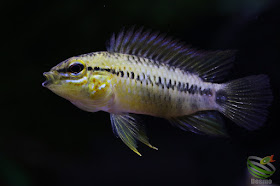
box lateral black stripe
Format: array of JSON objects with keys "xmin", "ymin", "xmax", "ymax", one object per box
[{"xmin": 87, "ymin": 66, "xmax": 212, "ymax": 96}]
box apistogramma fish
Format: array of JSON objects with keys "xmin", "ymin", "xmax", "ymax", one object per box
[{"xmin": 42, "ymin": 27, "xmax": 272, "ymax": 156}]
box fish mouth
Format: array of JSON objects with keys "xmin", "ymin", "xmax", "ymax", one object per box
[{"xmin": 42, "ymin": 72, "xmax": 56, "ymax": 87}]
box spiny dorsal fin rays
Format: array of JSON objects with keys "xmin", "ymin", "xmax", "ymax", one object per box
[
  {"xmin": 106, "ymin": 27, "xmax": 236, "ymax": 83},
  {"xmin": 115, "ymin": 28, "xmax": 125, "ymax": 52},
  {"xmin": 120, "ymin": 26, "xmax": 135, "ymax": 54},
  {"xmin": 137, "ymin": 31, "xmax": 161, "ymax": 57},
  {"xmin": 132, "ymin": 29, "xmax": 152, "ymax": 56},
  {"xmin": 108, "ymin": 33, "xmax": 115, "ymax": 52},
  {"xmin": 127, "ymin": 27, "xmax": 144, "ymax": 54},
  {"xmin": 110, "ymin": 113, "xmax": 157, "ymax": 156}
]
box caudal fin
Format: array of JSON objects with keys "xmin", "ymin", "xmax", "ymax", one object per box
[{"xmin": 216, "ymin": 75, "xmax": 273, "ymax": 130}]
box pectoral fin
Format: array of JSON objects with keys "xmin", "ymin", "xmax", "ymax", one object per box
[{"xmin": 110, "ymin": 113, "xmax": 157, "ymax": 156}]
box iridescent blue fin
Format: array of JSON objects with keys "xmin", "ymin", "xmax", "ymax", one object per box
[
  {"xmin": 106, "ymin": 27, "xmax": 236, "ymax": 82},
  {"xmin": 168, "ymin": 111, "xmax": 227, "ymax": 136},
  {"xmin": 110, "ymin": 113, "xmax": 158, "ymax": 156}
]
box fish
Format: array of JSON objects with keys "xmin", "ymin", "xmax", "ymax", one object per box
[
  {"xmin": 260, "ymin": 155, "xmax": 276, "ymax": 165},
  {"xmin": 42, "ymin": 27, "xmax": 273, "ymax": 156}
]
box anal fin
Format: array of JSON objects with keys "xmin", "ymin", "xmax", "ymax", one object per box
[
  {"xmin": 169, "ymin": 111, "xmax": 227, "ymax": 136},
  {"xmin": 110, "ymin": 113, "xmax": 157, "ymax": 156}
]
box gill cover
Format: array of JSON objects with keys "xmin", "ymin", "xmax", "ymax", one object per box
[{"xmin": 66, "ymin": 65, "xmax": 115, "ymax": 113}]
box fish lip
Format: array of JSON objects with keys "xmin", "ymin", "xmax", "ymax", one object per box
[{"xmin": 42, "ymin": 72, "xmax": 54, "ymax": 87}]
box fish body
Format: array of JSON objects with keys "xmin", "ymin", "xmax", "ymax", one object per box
[
  {"xmin": 260, "ymin": 155, "xmax": 276, "ymax": 165},
  {"xmin": 43, "ymin": 27, "xmax": 272, "ymax": 155}
]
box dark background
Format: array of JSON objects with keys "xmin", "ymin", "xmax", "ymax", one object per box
[{"xmin": 2, "ymin": 0, "xmax": 280, "ymax": 186}]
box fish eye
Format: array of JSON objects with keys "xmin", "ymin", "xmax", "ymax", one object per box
[{"xmin": 68, "ymin": 62, "xmax": 84, "ymax": 74}]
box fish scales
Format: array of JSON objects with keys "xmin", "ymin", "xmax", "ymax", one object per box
[
  {"xmin": 88, "ymin": 52, "xmax": 217, "ymax": 117},
  {"xmin": 43, "ymin": 27, "xmax": 272, "ymax": 155}
]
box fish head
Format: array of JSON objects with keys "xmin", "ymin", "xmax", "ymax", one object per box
[
  {"xmin": 42, "ymin": 56, "xmax": 114, "ymax": 112},
  {"xmin": 42, "ymin": 57, "xmax": 89, "ymax": 100}
]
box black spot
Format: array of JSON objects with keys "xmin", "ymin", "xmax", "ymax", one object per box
[
  {"xmin": 142, "ymin": 73, "xmax": 146, "ymax": 79},
  {"xmin": 188, "ymin": 85, "xmax": 193, "ymax": 94},
  {"xmin": 167, "ymin": 79, "xmax": 172, "ymax": 89},
  {"xmin": 146, "ymin": 75, "xmax": 152, "ymax": 85},
  {"xmin": 120, "ymin": 71, "xmax": 124, "ymax": 77},
  {"xmin": 204, "ymin": 89, "xmax": 212, "ymax": 96},
  {"xmin": 177, "ymin": 82, "xmax": 181, "ymax": 91},
  {"xmin": 201, "ymin": 89, "xmax": 207, "ymax": 95},
  {"xmin": 131, "ymin": 72, "xmax": 135, "ymax": 79},
  {"xmin": 187, "ymin": 84, "xmax": 199, "ymax": 94},
  {"xmin": 91, "ymin": 67, "xmax": 111, "ymax": 73},
  {"xmin": 185, "ymin": 83, "xmax": 189, "ymax": 92},
  {"xmin": 216, "ymin": 90, "xmax": 227, "ymax": 104},
  {"xmin": 87, "ymin": 67, "xmax": 93, "ymax": 71},
  {"xmin": 198, "ymin": 87, "xmax": 202, "ymax": 95},
  {"xmin": 163, "ymin": 78, "xmax": 167, "ymax": 88},
  {"xmin": 181, "ymin": 83, "xmax": 185, "ymax": 92},
  {"xmin": 171, "ymin": 80, "xmax": 175, "ymax": 90},
  {"xmin": 185, "ymin": 83, "xmax": 191, "ymax": 93},
  {"xmin": 193, "ymin": 85, "xmax": 197, "ymax": 94}
]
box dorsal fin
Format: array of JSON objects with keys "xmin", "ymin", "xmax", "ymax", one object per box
[{"xmin": 106, "ymin": 27, "xmax": 236, "ymax": 82}]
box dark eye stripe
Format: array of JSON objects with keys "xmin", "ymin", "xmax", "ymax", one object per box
[{"xmin": 57, "ymin": 68, "xmax": 67, "ymax": 73}]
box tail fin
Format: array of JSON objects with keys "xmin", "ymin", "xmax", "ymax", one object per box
[{"xmin": 216, "ymin": 75, "xmax": 273, "ymax": 130}]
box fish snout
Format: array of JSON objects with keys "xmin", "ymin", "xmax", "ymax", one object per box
[{"xmin": 42, "ymin": 72, "xmax": 57, "ymax": 87}]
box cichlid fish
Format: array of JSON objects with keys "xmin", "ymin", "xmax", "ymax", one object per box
[{"xmin": 42, "ymin": 27, "xmax": 272, "ymax": 156}]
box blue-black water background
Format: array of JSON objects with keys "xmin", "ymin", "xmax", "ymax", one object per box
[{"xmin": 1, "ymin": 0, "xmax": 280, "ymax": 185}]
